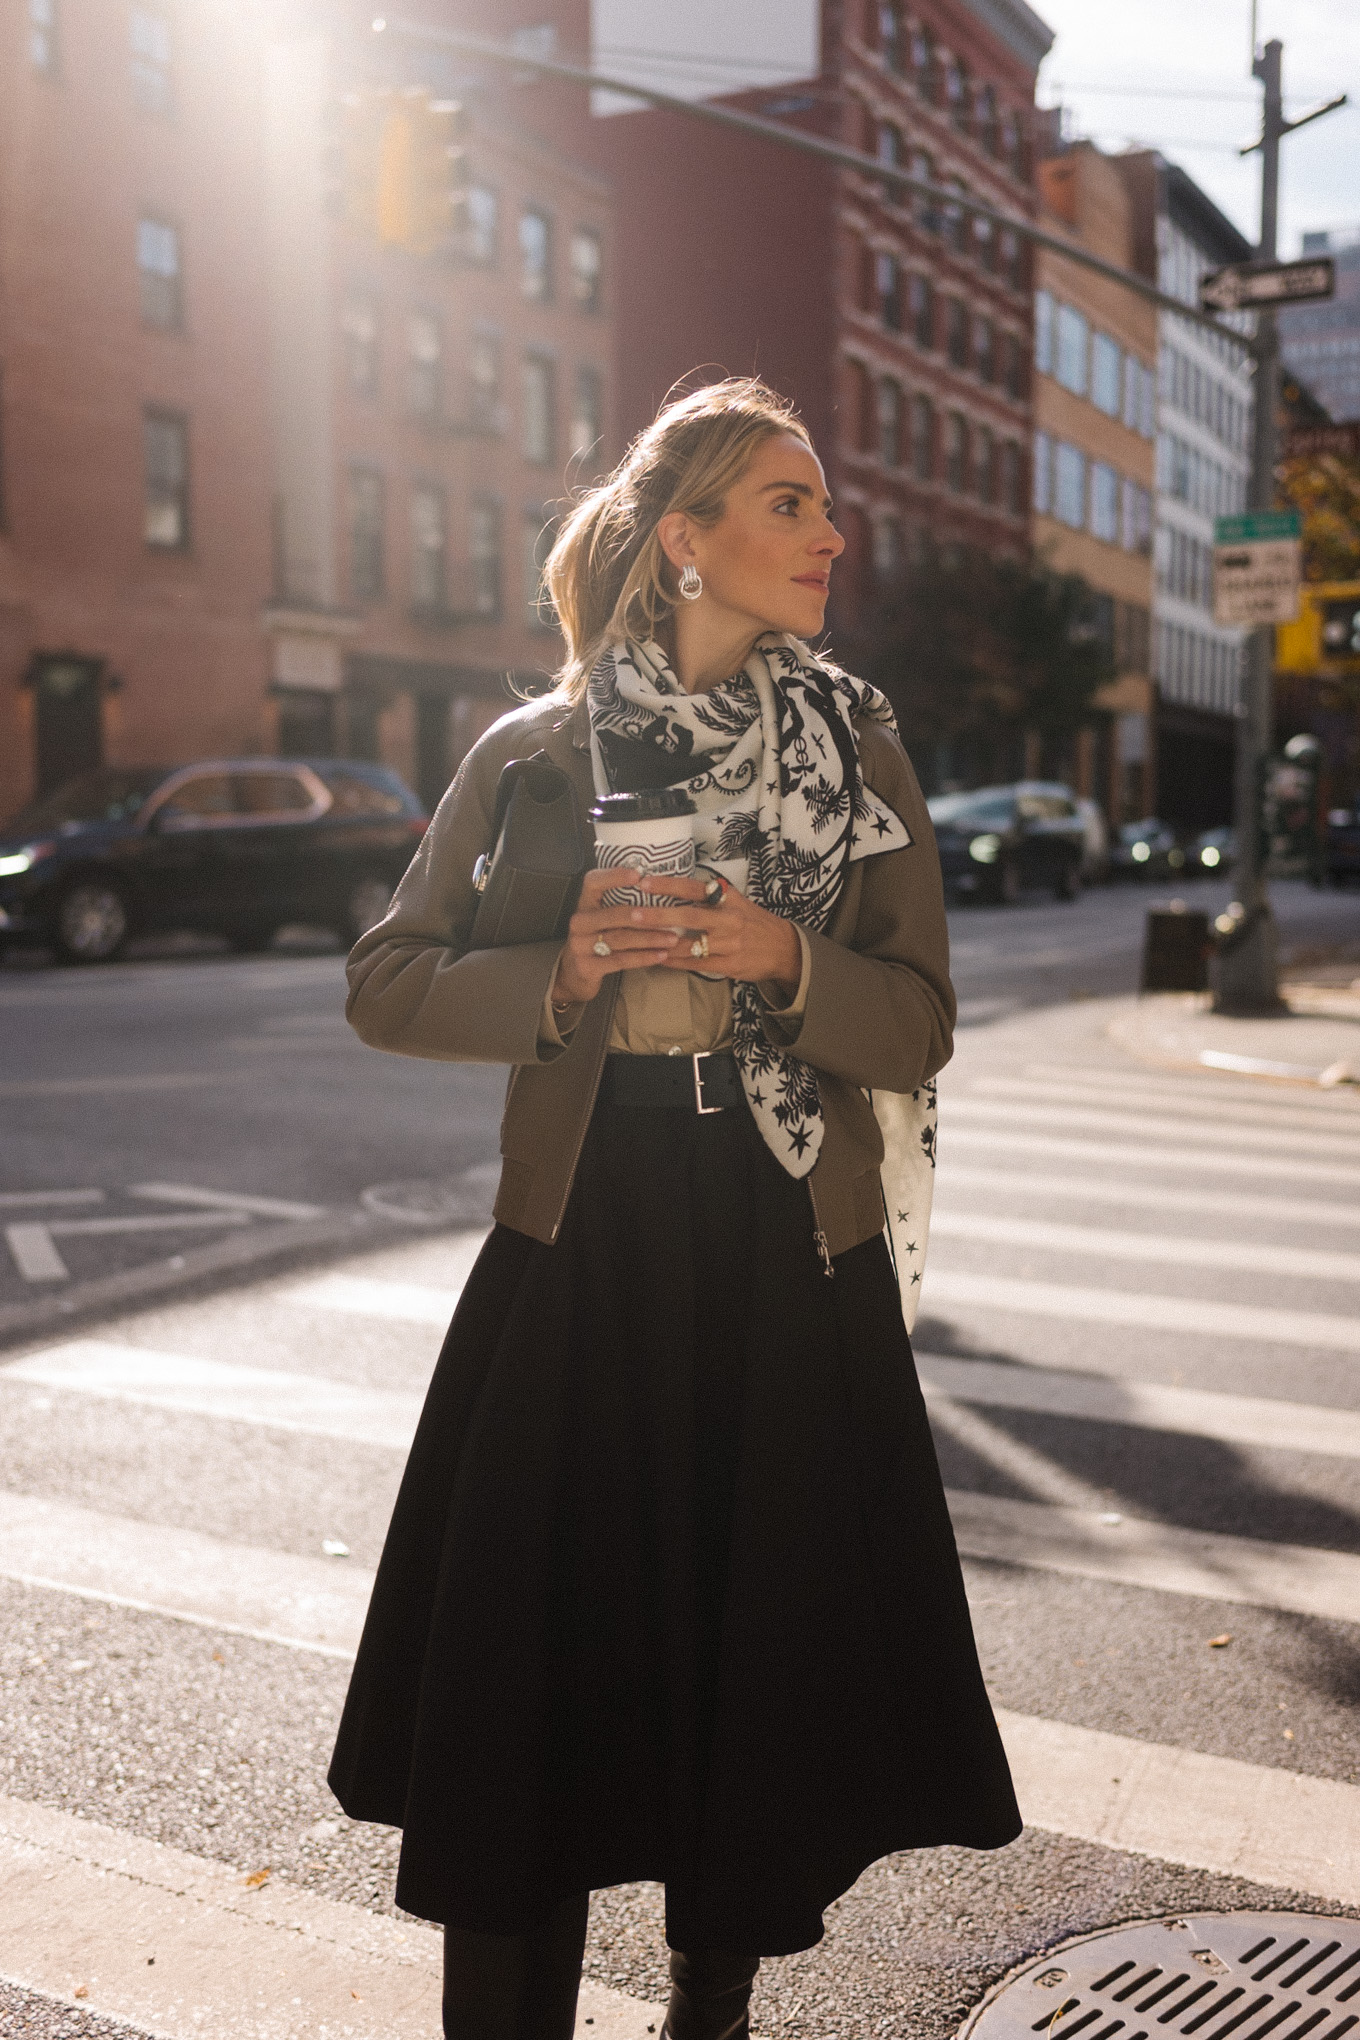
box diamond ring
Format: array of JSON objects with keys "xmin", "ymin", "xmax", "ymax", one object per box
[
  {"xmin": 593, "ymin": 937, "xmax": 612, "ymax": 957},
  {"xmin": 690, "ymin": 933, "xmax": 710, "ymax": 959}
]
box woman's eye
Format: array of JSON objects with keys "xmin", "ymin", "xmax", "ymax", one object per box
[{"xmin": 773, "ymin": 497, "xmax": 800, "ymax": 515}]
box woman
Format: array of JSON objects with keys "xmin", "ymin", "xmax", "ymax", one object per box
[{"xmin": 329, "ymin": 380, "xmax": 1020, "ymax": 2040}]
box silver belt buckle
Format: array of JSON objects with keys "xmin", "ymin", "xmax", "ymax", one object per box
[{"xmin": 693, "ymin": 1052, "xmax": 723, "ymax": 1115}]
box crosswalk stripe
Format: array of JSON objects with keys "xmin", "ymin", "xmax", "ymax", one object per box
[
  {"xmin": 943, "ymin": 1125, "xmax": 1360, "ymax": 1188},
  {"xmin": 950, "ymin": 1490, "xmax": 1360, "ymax": 1624},
  {"xmin": 935, "ymin": 1164, "xmax": 1360, "ymax": 1235},
  {"xmin": 947, "ymin": 1094, "xmax": 1360, "ymax": 1160},
  {"xmin": 917, "ymin": 1354, "xmax": 1360, "ymax": 1460},
  {"xmin": 4, "ymin": 1341, "xmax": 424, "ymax": 1448},
  {"xmin": 929, "ymin": 1209, "xmax": 1360, "ymax": 1282},
  {"xmin": 0, "ymin": 1793, "xmax": 660, "ymax": 2040},
  {"xmin": 980, "ymin": 1071, "xmax": 1360, "ymax": 1134},
  {"xmin": 284, "ymin": 1268, "xmax": 475, "ymax": 1324},
  {"xmin": 1022, "ymin": 1060, "xmax": 1360, "ymax": 1120},
  {"xmin": 0, "ymin": 1491, "xmax": 372, "ymax": 1656},
  {"xmin": 995, "ymin": 1711, "xmax": 1360, "ymax": 1908},
  {"xmin": 923, "ymin": 1267, "xmax": 1360, "ymax": 1353},
  {"xmin": 130, "ymin": 1182, "xmax": 329, "ymax": 1222}
]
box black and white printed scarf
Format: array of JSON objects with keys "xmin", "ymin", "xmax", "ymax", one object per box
[{"xmin": 587, "ymin": 633, "xmax": 912, "ymax": 1178}]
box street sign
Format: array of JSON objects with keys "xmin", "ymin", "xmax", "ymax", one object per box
[
  {"xmin": 1213, "ymin": 510, "xmax": 1302, "ymax": 627},
  {"xmin": 1199, "ymin": 256, "xmax": 1335, "ymax": 312}
]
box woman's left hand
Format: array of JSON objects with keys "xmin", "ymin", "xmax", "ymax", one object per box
[{"xmin": 622, "ymin": 878, "xmax": 802, "ymax": 994}]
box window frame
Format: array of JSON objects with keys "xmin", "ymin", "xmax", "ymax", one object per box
[
  {"xmin": 519, "ymin": 207, "xmax": 553, "ymax": 304},
  {"xmin": 348, "ymin": 464, "xmax": 386, "ymax": 605},
  {"xmin": 136, "ymin": 214, "xmax": 183, "ymax": 331},
  {"xmin": 409, "ymin": 480, "xmax": 449, "ymax": 612},
  {"xmin": 29, "ymin": 0, "xmax": 59, "ymax": 75},
  {"xmin": 569, "ymin": 226, "xmax": 603, "ymax": 313},
  {"xmin": 522, "ymin": 353, "xmax": 556, "ymax": 467},
  {"xmin": 129, "ymin": 3, "xmax": 173, "ymax": 116},
  {"xmin": 143, "ymin": 407, "xmax": 190, "ymax": 552}
]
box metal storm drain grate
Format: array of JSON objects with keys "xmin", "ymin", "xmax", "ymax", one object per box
[{"xmin": 961, "ymin": 1914, "xmax": 1360, "ymax": 2040}]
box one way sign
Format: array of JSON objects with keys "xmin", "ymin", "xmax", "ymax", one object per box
[{"xmin": 1200, "ymin": 257, "xmax": 1335, "ymax": 314}]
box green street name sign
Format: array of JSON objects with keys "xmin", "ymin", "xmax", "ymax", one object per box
[{"xmin": 1214, "ymin": 510, "xmax": 1302, "ymax": 544}]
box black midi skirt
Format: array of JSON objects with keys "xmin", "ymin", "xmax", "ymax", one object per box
[{"xmin": 328, "ymin": 1090, "xmax": 1021, "ymax": 1956}]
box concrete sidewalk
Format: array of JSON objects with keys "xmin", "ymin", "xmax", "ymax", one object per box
[{"xmin": 1109, "ymin": 983, "xmax": 1360, "ymax": 1087}]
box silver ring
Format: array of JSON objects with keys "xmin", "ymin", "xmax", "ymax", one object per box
[
  {"xmin": 593, "ymin": 937, "xmax": 612, "ymax": 957},
  {"xmin": 690, "ymin": 933, "xmax": 709, "ymax": 959}
]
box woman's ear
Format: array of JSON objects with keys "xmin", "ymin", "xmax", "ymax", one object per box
[{"xmin": 656, "ymin": 511, "xmax": 698, "ymax": 572}]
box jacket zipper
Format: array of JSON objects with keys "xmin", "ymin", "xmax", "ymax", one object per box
[
  {"xmin": 807, "ymin": 1179, "xmax": 834, "ymax": 1278},
  {"xmin": 547, "ymin": 977, "xmax": 620, "ymax": 1243}
]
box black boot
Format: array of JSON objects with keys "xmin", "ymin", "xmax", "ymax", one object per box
[
  {"xmin": 662, "ymin": 1948, "xmax": 761, "ymax": 2040},
  {"xmin": 442, "ymin": 1892, "xmax": 589, "ymax": 2040}
]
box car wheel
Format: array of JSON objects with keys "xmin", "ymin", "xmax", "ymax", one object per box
[
  {"xmin": 1054, "ymin": 859, "xmax": 1081, "ymax": 901},
  {"xmin": 345, "ymin": 875, "xmax": 394, "ymax": 941},
  {"xmin": 53, "ymin": 880, "xmax": 129, "ymax": 963}
]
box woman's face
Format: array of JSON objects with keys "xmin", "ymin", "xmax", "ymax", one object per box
[{"xmin": 677, "ymin": 432, "xmax": 846, "ymax": 641}]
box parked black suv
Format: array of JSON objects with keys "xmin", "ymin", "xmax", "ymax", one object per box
[
  {"xmin": 927, "ymin": 782, "xmax": 1086, "ymax": 903},
  {"xmin": 0, "ymin": 759, "xmax": 427, "ymax": 962}
]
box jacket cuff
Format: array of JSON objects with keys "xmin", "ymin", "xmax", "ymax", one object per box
[
  {"xmin": 757, "ymin": 925, "xmax": 811, "ymax": 1041},
  {"xmin": 539, "ymin": 952, "xmax": 585, "ymax": 1048}
]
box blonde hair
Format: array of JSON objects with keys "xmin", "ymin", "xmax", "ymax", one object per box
[{"xmin": 543, "ymin": 377, "xmax": 810, "ymax": 701}]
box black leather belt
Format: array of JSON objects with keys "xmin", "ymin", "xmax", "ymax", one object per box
[{"xmin": 598, "ymin": 1051, "xmax": 744, "ymax": 1115}]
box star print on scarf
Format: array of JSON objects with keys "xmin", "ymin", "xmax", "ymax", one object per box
[{"xmin": 588, "ymin": 633, "xmax": 912, "ymax": 1179}]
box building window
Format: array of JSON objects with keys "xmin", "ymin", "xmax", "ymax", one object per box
[
  {"xmin": 130, "ymin": 5, "xmax": 172, "ymax": 115},
  {"xmin": 1033, "ymin": 429, "xmax": 1052, "ymax": 513},
  {"xmin": 1054, "ymin": 440, "xmax": 1086, "ymax": 528},
  {"xmin": 341, "ymin": 293, "xmax": 379, "ymax": 398},
  {"xmin": 1003, "ymin": 332, "xmax": 1024, "ymax": 400},
  {"xmin": 1000, "ymin": 226, "xmax": 1023, "ymax": 289},
  {"xmin": 876, "ymin": 377, "xmax": 902, "ymax": 466},
  {"xmin": 1121, "ymin": 478, "xmax": 1152, "ymax": 554},
  {"xmin": 944, "ymin": 412, "xmax": 967, "ymax": 493},
  {"xmin": 946, "ymin": 297, "xmax": 968, "ymax": 369},
  {"xmin": 878, "ymin": 1, "xmax": 903, "ymax": 73},
  {"xmin": 910, "ymin": 151, "xmax": 937, "ymax": 233},
  {"xmin": 1001, "ymin": 109, "xmax": 1023, "ymax": 175},
  {"xmin": 975, "ymin": 425, "xmax": 995, "ymax": 503},
  {"xmin": 910, "ymin": 24, "xmax": 935, "ymax": 92},
  {"xmin": 876, "ymin": 122, "xmax": 903, "ymax": 170},
  {"xmin": 137, "ymin": 217, "xmax": 182, "ymax": 329},
  {"xmin": 571, "ymin": 364, "xmax": 604, "ymax": 464},
  {"xmin": 973, "ymin": 315, "xmax": 994, "ymax": 383},
  {"xmin": 143, "ymin": 410, "xmax": 188, "ymax": 549},
  {"xmin": 1001, "ymin": 439, "xmax": 1022, "ymax": 515},
  {"xmin": 524, "ymin": 514, "xmax": 553, "ymax": 628},
  {"xmin": 470, "ymin": 500, "xmax": 501, "ymax": 618},
  {"xmin": 519, "ymin": 209, "xmax": 552, "ymax": 302},
  {"xmin": 570, "ymin": 227, "xmax": 602, "ymax": 313},
  {"xmin": 1034, "ymin": 290, "xmax": 1054, "ymax": 375},
  {"xmin": 1138, "ymin": 361, "xmax": 1156, "ymax": 438},
  {"xmin": 973, "ymin": 212, "xmax": 995, "ymax": 273},
  {"xmin": 1092, "ymin": 332, "xmax": 1122, "ymax": 417},
  {"xmin": 941, "ymin": 179, "xmax": 967, "ymax": 253},
  {"xmin": 410, "ymin": 484, "xmax": 447, "ymax": 610},
  {"xmin": 910, "ymin": 393, "xmax": 934, "ymax": 480},
  {"xmin": 977, "ymin": 83, "xmax": 999, "ymax": 155},
  {"xmin": 944, "ymin": 58, "xmax": 966, "ymax": 127},
  {"xmin": 1124, "ymin": 352, "xmax": 1145, "ymax": 430},
  {"xmin": 349, "ymin": 467, "xmax": 385, "ymax": 602},
  {"xmin": 1055, "ymin": 304, "xmax": 1089, "ymax": 396},
  {"xmin": 909, "ymin": 273, "xmax": 933, "ymax": 350},
  {"xmin": 407, "ymin": 310, "xmax": 443, "ymax": 418},
  {"xmin": 873, "ymin": 516, "xmax": 903, "ymax": 583},
  {"xmin": 30, "ymin": 0, "xmax": 58, "ymax": 73},
  {"xmin": 875, "ymin": 252, "xmax": 902, "ymax": 331},
  {"xmin": 469, "ymin": 333, "xmax": 502, "ymax": 431},
  {"xmin": 1090, "ymin": 460, "xmax": 1119, "ymax": 542},
  {"xmin": 462, "ymin": 185, "xmax": 498, "ymax": 265},
  {"xmin": 523, "ymin": 355, "xmax": 555, "ymax": 465}
]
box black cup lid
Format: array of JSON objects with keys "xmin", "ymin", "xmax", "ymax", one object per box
[{"xmin": 588, "ymin": 789, "xmax": 697, "ymax": 822}]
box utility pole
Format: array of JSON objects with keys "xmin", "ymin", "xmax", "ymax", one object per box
[{"xmin": 1214, "ymin": 37, "xmax": 1344, "ymax": 1011}]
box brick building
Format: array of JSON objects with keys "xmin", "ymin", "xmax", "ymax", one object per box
[
  {"xmin": 1031, "ymin": 141, "xmax": 1156, "ymax": 823},
  {"xmin": 562, "ymin": 0, "xmax": 1052, "ymax": 634},
  {"xmin": 0, "ymin": 0, "xmax": 276, "ymax": 818}
]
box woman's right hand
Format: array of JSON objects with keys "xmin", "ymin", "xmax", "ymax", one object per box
[{"xmin": 553, "ymin": 868, "xmax": 706, "ymax": 1005}]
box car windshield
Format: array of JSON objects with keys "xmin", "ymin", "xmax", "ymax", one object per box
[
  {"xmin": 3, "ymin": 767, "xmax": 168, "ymax": 836},
  {"xmin": 927, "ymin": 791, "xmax": 1016, "ymax": 828}
]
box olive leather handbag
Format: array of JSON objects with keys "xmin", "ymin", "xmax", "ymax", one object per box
[{"xmin": 468, "ymin": 751, "xmax": 592, "ymax": 949}]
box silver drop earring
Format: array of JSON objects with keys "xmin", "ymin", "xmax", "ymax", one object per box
[{"xmin": 678, "ymin": 563, "xmax": 703, "ymax": 601}]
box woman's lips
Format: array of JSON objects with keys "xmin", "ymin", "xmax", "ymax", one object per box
[{"xmin": 792, "ymin": 575, "xmax": 830, "ymax": 589}]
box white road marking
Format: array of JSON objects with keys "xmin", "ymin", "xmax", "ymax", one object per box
[
  {"xmin": 947, "ymin": 1093, "xmax": 1360, "ymax": 1161},
  {"xmin": 284, "ymin": 1235, "xmax": 489, "ymax": 1323},
  {"xmin": 929, "ymin": 1208, "xmax": 1360, "ymax": 1282},
  {"xmin": 1021, "ymin": 1060, "xmax": 1360, "ymax": 1121},
  {"xmin": 0, "ymin": 1190, "xmax": 104, "ymax": 1209},
  {"xmin": 997, "ymin": 1710, "xmax": 1360, "ymax": 1907},
  {"xmin": 0, "ymin": 1793, "xmax": 661, "ymax": 2040},
  {"xmin": 130, "ymin": 1182, "xmax": 328, "ymax": 1222},
  {"xmin": 979, "ymin": 1071, "xmax": 1360, "ymax": 1133},
  {"xmin": 934, "ymin": 1163, "xmax": 1360, "ymax": 1234},
  {"xmin": 3, "ymin": 1341, "xmax": 423, "ymax": 1448},
  {"xmin": 943, "ymin": 1124, "xmax": 1360, "ymax": 1188},
  {"xmin": 5, "ymin": 1212, "xmax": 252, "ymax": 1283},
  {"xmin": 5, "ymin": 1225, "xmax": 68, "ymax": 1282},
  {"xmin": 0, "ymin": 1492, "xmax": 372, "ymax": 1655},
  {"xmin": 949, "ymin": 1489, "xmax": 1360, "ymax": 1624},
  {"xmin": 0, "ymin": 1072, "xmax": 241, "ymax": 1098},
  {"xmin": 917, "ymin": 1353, "xmax": 1360, "ymax": 1460},
  {"xmin": 923, "ymin": 1267, "xmax": 1360, "ymax": 1353}
]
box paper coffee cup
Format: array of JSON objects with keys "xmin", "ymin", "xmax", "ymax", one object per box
[{"xmin": 590, "ymin": 789, "xmax": 697, "ymax": 906}]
